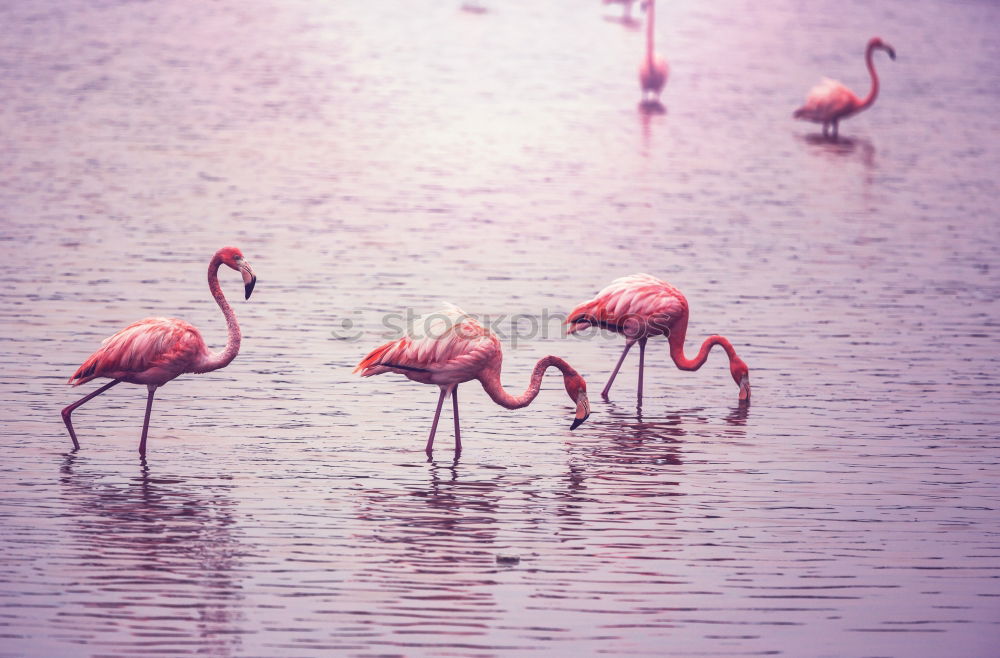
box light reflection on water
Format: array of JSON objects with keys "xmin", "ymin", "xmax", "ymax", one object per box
[{"xmin": 1, "ymin": 0, "xmax": 999, "ymax": 655}]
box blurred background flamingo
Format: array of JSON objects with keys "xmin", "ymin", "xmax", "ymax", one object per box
[
  {"xmin": 639, "ymin": 0, "xmax": 668, "ymax": 106},
  {"xmin": 62, "ymin": 246, "xmax": 257, "ymax": 457},
  {"xmin": 794, "ymin": 36, "xmax": 896, "ymax": 139},
  {"xmin": 567, "ymin": 274, "xmax": 750, "ymax": 407},
  {"xmin": 355, "ymin": 304, "xmax": 591, "ymax": 455}
]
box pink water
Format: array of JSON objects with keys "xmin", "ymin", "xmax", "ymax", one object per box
[{"xmin": 1, "ymin": 0, "xmax": 999, "ymax": 656}]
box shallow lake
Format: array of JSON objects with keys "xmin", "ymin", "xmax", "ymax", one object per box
[{"xmin": 1, "ymin": 0, "xmax": 998, "ymax": 655}]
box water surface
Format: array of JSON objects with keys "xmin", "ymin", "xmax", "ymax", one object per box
[{"xmin": 1, "ymin": 0, "xmax": 999, "ymax": 656}]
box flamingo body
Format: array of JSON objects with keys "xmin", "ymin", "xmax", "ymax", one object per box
[
  {"xmin": 69, "ymin": 318, "xmax": 210, "ymax": 387},
  {"xmin": 356, "ymin": 304, "xmax": 590, "ymax": 454},
  {"xmin": 640, "ymin": 55, "xmax": 669, "ymax": 98},
  {"xmin": 568, "ymin": 273, "xmax": 685, "ymax": 339},
  {"xmin": 568, "ymin": 274, "xmax": 750, "ymax": 404},
  {"xmin": 794, "ymin": 36, "xmax": 896, "ymax": 138},
  {"xmin": 356, "ymin": 305, "xmax": 496, "ymax": 386},
  {"xmin": 62, "ymin": 246, "xmax": 258, "ymax": 457},
  {"xmin": 794, "ymin": 78, "xmax": 862, "ymax": 124}
]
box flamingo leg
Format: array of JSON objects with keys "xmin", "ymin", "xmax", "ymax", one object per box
[
  {"xmin": 832, "ymin": 120, "xmax": 839, "ymax": 140},
  {"xmin": 602, "ymin": 339, "xmax": 637, "ymax": 399},
  {"xmin": 637, "ymin": 337, "xmax": 648, "ymax": 408},
  {"xmin": 138, "ymin": 385, "xmax": 157, "ymax": 457},
  {"xmin": 452, "ymin": 385, "xmax": 462, "ymax": 454},
  {"xmin": 61, "ymin": 379, "xmax": 122, "ymax": 449},
  {"xmin": 426, "ymin": 386, "xmax": 448, "ymax": 455}
]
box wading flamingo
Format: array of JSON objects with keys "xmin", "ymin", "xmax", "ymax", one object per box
[
  {"xmin": 63, "ymin": 246, "xmax": 257, "ymax": 457},
  {"xmin": 355, "ymin": 304, "xmax": 591, "ymax": 455},
  {"xmin": 639, "ymin": 0, "xmax": 668, "ymax": 104},
  {"xmin": 794, "ymin": 36, "xmax": 896, "ymax": 139},
  {"xmin": 567, "ymin": 274, "xmax": 750, "ymax": 406}
]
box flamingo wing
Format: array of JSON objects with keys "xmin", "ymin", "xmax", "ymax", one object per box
[
  {"xmin": 68, "ymin": 317, "xmax": 207, "ymax": 385},
  {"xmin": 794, "ymin": 78, "xmax": 859, "ymax": 122},
  {"xmin": 355, "ymin": 304, "xmax": 498, "ymax": 383},
  {"xmin": 568, "ymin": 273, "xmax": 687, "ymax": 336}
]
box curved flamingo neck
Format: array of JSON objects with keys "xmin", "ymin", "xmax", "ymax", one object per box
[
  {"xmin": 195, "ymin": 255, "xmax": 241, "ymax": 373},
  {"xmin": 479, "ymin": 355, "xmax": 576, "ymax": 410},
  {"xmin": 646, "ymin": 0, "xmax": 656, "ymax": 68},
  {"xmin": 858, "ymin": 43, "xmax": 880, "ymax": 111},
  {"xmin": 668, "ymin": 319, "xmax": 738, "ymax": 372}
]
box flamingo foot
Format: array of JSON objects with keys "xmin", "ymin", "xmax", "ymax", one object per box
[
  {"xmin": 452, "ymin": 386, "xmax": 462, "ymax": 455},
  {"xmin": 138, "ymin": 385, "xmax": 156, "ymax": 458},
  {"xmin": 602, "ymin": 340, "xmax": 636, "ymax": 400},
  {"xmin": 61, "ymin": 379, "xmax": 121, "ymax": 451},
  {"xmin": 62, "ymin": 408, "xmax": 80, "ymax": 450},
  {"xmin": 425, "ymin": 386, "xmax": 448, "ymax": 454},
  {"xmin": 636, "ymin": 337, "xmax": 647, "ymax": 410}
]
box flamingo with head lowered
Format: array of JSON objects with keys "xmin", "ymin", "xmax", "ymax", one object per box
[
  {"xmin": 639, "ymin": 0, "xmax": 668, "ymax": 104},
  {"xmin": 567, "ymin": 274, "xmax": 750, "ymax": 407},
  {"xmin": 355, "ymin": 304, "xmax": 591, "ymax": 455},
  {"xmin": 62, "ymin": 246, "xmax": 257, "ymax": 457},
  {"xmin": 794, "ymin": 36, "xmax": 896, "ymax": 139}
]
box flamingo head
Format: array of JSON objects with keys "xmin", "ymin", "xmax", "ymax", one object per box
[
  {"xmin": 563, "ymin": 372, "xmax": 591, "ymax": 430},
  {"xmin": 730, "ymin": 357, "xmax": 751, "ymax": 403},
  {"xmin": 217, "ymin": 246, "xmax": 257, "ymax": 300},
  {"xmin": 869, "ymin": 37, "xmax": 896, "ymax": 61}
]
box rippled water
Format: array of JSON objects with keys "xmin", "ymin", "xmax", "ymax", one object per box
[{"xmin": 2, "ymin": 0, "xmax": 999, "ymax": 655}]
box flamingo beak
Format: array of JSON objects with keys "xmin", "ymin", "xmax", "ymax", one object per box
[
  {"xmin": 738, "ymin": 374, "xmax": 751, "ymax": 403},
  {"xmin": 885, "ymin": 45, "xmax": 896, "ymax": 60},
  {"xmin": 571, "ymin": 393, "xmax": 591, "ymax": 430},
  {"xmin": 240, "ymin": 262, "xmax": 257, "ymax": 300}
]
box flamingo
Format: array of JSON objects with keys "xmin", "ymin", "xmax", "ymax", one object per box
[
  {"xmin": 355, "ymin": 304, "xmax": 591, "ymax": 455},
  {"xmin": 567, "ymin": 274, "xmax": 750, "ymax": 406},
  {"xmin": 638, "ymin": 0, "xmax": 668, "ymax": 104},
  {"xmin": 62, "ymin": 246, "xmax": 257, "ymax": 457},
  {"xmin": 794, "ymin": 36, "xmax": 896, "ymax": 139}
]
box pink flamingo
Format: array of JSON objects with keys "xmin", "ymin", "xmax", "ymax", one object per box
[
  {"xmin": 355, "ymin": 304, "xmax": 591, "ymax": 455},
  {"xmin": 638, "ymin": 0, "xmax": 668, "ymax": 104},
  {"xmin": 794, "ymin": 36, "xmax": 896, "ymax": 139},
  {"xmin": 567, "ymin": 274, "xmax": 750, "ymax": 406},
  {"xmin": 62, "ymin": 246, "xmax": 257, "ymax": 457}
]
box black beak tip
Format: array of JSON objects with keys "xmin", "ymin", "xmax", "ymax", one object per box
[
  {"xmin": 889, "ymin": 49, "xmax": 896, "ymax": 60},
  {"xmin": 570, "ymin": 413, "xmax": 590, "ymax": 431},
  {"xmin": 245, "ymin": 276, "xmax": 257, "ymax": 300}
]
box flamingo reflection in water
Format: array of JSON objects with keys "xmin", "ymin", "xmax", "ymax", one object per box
[{"xmin": 57, "ymin": 453, "xmax": 244, "ymax": 651}]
